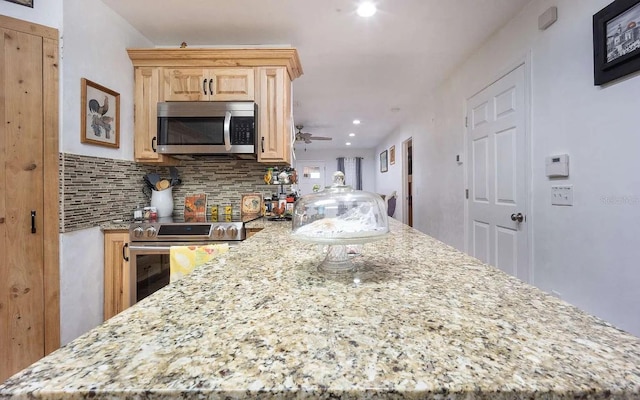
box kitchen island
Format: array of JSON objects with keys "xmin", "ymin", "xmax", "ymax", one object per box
[{"xmin": 1, "ymin": 219, "xmax": 639, "ymax": 399}]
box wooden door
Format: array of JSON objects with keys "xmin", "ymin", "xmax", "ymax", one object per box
[
  {"xmin": 467, "ymin": 64, "xmax": 529, "ymax": 282},
  {"xmin": 257, "ymin": 67, "xmax": 291, "ymax": 164},
  {"xmin": 1, "ymin": 26, "xmax": 45, "ymax": 380},
  {"xmin": 163, "ymin": 67, "xmax": 208, "ymax": 101},
  {"xmin": 209, "ymin": 68, "xmax": 255, "ymax": 101}
]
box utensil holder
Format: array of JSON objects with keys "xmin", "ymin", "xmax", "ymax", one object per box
[{"xmin": 151, "ymin": 187, "xmax": 174, "ymax": 218}]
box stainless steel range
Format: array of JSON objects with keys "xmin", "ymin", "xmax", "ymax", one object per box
[{"xmin": 127, "ymin": 215, "xmax": 257, "ymax": 307}]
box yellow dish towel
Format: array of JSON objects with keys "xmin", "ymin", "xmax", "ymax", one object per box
[{"xmin": 169, "ymin": 243, "xmax": 229, "ymax": 283}]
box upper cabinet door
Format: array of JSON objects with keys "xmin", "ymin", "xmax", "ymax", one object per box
[
  {"xmin": 163, "ymin": 68, "xmax": 208, "ymax": 101},
  {"xmin": 209, "ymin": 68, "xmax": 255, "ymax": 101},
  {"xmin": 257, "ymin": 67, "xmax": 292, "ymax": 164},
  {"xmin": 134, "ymin": 67, "xmax": 179, "ymax": 165},
  {"xmin": 163, "ymin": 68, "xmax": 254, "ymax": 101}
]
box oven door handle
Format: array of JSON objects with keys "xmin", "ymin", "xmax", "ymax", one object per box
[
  {"xmin": 128, "ymin": 242, "xmax": 239, "ymax": 254},
  {"xmin": 128, "ymin": 244, "xmax": 173, "ymax": 253}
]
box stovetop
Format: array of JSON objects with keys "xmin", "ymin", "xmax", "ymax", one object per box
[
  {"xmin": 134, "ymin": 214, "xmax": 260, "ymax": 224},
  {"xmin": 129, "ymin": 214, "xmax": 261, "ymax": 242}
]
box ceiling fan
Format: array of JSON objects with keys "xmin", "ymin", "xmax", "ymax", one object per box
[{"xmin": 295, "ymin": 125, "xmax": 332, "ymax": 144}]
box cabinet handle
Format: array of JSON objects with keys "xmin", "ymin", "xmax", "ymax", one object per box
[
  {"xmin": 209, "ymin": 79, "xmax": 213, "ymax": 95},
  {"xmin": 31, "ymin": 210, "xmax": 36, "ymax": 234},
  {"xmin": 261, "ymin": 136, "xmax": 265, "ymax": 153},
  {"xmin": 122, "ymin": 243, "xmax": 129, "ymax": 262},
  {"xmin": 151, "ymin": 137, "xmax": 157, "ymax": 152},
  {"xmin": 203, "ymin": 78, "xmax": 208, "ymax": 95}
]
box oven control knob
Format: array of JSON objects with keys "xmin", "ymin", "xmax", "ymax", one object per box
[
  {"xmin": 145, "ymin": 227, "xmax": 157, "ymax": 238},
  {"xmin": 133, "ymin": 227, "xmax": 144, "ymax": 238},
  {"xmin": 227, "ymin": 226, "xmax": 238, "ymax": 238},
  {"xmin": 213, "ymin": 226, "xmax": 226, "ymax": 239}
]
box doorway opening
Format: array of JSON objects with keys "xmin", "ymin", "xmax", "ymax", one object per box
[{"xmin": 403, "ymin": 138, "xmax": 413, "ymax": 227}]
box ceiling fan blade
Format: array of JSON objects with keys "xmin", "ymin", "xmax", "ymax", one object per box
[{"xmin": 309, "ymin": 136, "xmax": 332, "ymax": 140}]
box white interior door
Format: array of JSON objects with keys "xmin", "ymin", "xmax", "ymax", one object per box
[
  {"xmin": 467, "ymin": 64, "xmax": 529, "ymax": 282},
  {"xmin": 295, "ymin": 160, "xmax": 326, "ymax": 196}
]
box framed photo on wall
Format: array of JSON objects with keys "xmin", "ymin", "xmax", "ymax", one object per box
[
  {"xmin": 593, "ymin": 0, "xmax": 640, "ymax": 85},
  {"xmin": 81, "ymin": 78, "xmax": 120, "ymax": 148},
  {"xmin": 390, "ymin": 145, "xmax": 396, "ymax": 165},
  {"xmin": 2, "ymin": 0, "xmax": 33, "ymax": 7},
  {"xmin": 380, "ymin": 150, "xmax": 388, "ymax": 173}
]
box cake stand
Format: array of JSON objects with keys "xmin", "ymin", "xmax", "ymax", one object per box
[{"xmin": 291, "ymin": 230, "xmax": 389, "ymax": 273}]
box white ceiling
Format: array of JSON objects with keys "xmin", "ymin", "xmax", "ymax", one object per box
[{"xmin": 101, "ymin": 0, "xmax": 531, "ymax": 150}]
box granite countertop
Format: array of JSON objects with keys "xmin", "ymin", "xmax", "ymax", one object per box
[
  {"xmin": 2, "ymin": 219, "xmax": 640, "ymax": 399},
  {"xmin": 100, "ymin": 220, "xmax": 132, "ymax": 231}
]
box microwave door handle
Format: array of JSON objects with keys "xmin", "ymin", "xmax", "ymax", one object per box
[{"xmin": 223, "ymin": 111, "xmax": 232, "ymax": 151}]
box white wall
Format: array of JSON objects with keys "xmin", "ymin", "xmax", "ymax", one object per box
[
  {"xmin": 57, "ymin": 0, "xmax": 153, "ymax": 343},
  {"xmin": 0, "ymin": 1, "xmax": 61, "ymax": 29},
  {"xmin": 62, "ymin": 0, "xmax": 153, "ymax": 160},
  {"xmin": 294, "ymin": 148, "xmax": 376, "ymax": 193},
  {"xmin": 59, "ymin": 228, "xmax": 104, "ymax": 345},
  {"xmin": 388, "ymin": 0, "xmax": 640, "ymax": 336}
]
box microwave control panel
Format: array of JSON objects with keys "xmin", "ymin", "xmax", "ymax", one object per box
[{"xmin": 231, "ymin": 117, "xmax": 255, "ymax": 145}]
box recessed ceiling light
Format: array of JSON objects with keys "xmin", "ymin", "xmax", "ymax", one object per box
[
  {"xmin": 357, "ymin": 2, "xmax": 377, "ymax": 17},
  {"xmin": 346, "ymin": 142, "xmax": 352, "ymax": 146},
  {"xmin": 352, "ymin": 119, "xmax": 361, "ymax": 125},
  {"xmin": 349, "ymin": 133, "xmax": 356, "ymax": 137}
]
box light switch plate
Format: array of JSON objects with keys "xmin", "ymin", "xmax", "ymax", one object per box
[{"xmin": 551, "ymin": 185, "xmax": 573, "ymax": 206}]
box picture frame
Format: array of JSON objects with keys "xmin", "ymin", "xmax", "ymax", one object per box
[
  {"xmin": 380, "ymin": 150, "xmax": 388, "ymax": 173},
  {"xmin": 390, "ymin": 145, "xmax": 396, "ymax": 165},
  {"xmin": 3, "ymin": 0, "xmax": 33, "ymax": 7},
  {"xmin": 241, "ymin": 193, "xmax": 264, "ymax": 217},
  {"xmin": 81, "ymin": 78, "xmax": 120, "ymax": 148},
  {"xmin": 593, "ymin": 0, "xmax": 640, "ymax": 85}
]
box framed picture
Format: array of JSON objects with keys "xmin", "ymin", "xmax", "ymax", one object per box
[
  {"xmin": 81, "ymin": 78, "xmax": 120, "ymax": 148},
  {"xmin": 3, "ymin": 0, "xmax": 33, "ymax": 7},
  {"xmin": 380, "ymin": 150, "xmax": 388, "ymax": 173},
  {"xmin": 593, "ymin": 0, "xmax": 640, "ymax": 85},
  {"xmin": 390, "ymin": 145, "xmax": 396, "ymax": 165},
  {"xmin": 241, "ymin": 193, "xmax": 263, "ymax": 217}
]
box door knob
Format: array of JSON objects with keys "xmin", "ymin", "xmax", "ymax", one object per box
[{"xmin": 510, "ymin": 213, "xmax": 524, "ymax": 223}]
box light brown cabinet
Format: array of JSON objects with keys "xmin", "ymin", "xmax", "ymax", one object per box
[
  {"xmin": 128, "ymin": 48, "xmax": 303, "ymax": 165},
  {"xmin": 163, "ymin": 68, "xmax": 254, "ymax": 101},
  {"xmin": 257, "ymin": 67, "xmax": 293, "ymax": 164},
  {"xmin": 246, "ymin": 227, "xmax": 264, "ymax": 239},
  {"xmin": 133, "ymin": 67, "xmax": 177, "ymax": 165},
  {"xmin": 103, "ymin": 230, "xmax": 130, "ymax": 320}
]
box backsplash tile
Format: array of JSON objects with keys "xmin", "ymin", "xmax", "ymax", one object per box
[{"xmin": 61, "ymin": 154, "xmax": 282, "ymax": 232}]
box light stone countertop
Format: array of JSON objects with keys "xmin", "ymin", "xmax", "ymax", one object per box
[{"xmin": 2, "ymin": 219, "xmax": 640, "ymax": 399}]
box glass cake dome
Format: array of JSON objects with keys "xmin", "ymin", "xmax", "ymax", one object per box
[{"xmin": 291, "ymin": 171, "xmax": 389, "ymax": 273}]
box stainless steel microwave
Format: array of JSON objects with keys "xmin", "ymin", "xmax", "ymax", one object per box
[{"xmin": 157, "ymin": 101, "xmax": 257, "ymax": 155}]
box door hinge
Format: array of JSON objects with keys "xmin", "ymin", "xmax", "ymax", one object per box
[
  {"xmin": 465, "ymin": 116, "xmax": 468, "ymax": 127},
  {"xmin": 465, "ymin": 189, "xmax": 469, "ymax": 199}
]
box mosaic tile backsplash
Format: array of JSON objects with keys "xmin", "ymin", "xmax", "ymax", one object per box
[{"xmin": 60, "ymin": 153, "xmax": 285, "ymax": 232}]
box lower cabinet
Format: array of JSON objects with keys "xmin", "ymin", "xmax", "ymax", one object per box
[
  {"xmin": 246, "ymin": 227, "xmax": 264, "ymax": 239},
  {"xmin": 103, "ymin": 230, "xmax": 130, "ymax": 320}
]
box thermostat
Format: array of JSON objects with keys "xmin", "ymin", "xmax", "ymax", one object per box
[{"xmin": 545, "ymin": 154, "xmax": 569, "ymax": 177}]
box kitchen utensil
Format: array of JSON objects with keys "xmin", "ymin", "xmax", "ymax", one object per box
[
  {"xmin": 169, "ymin": 167, "xmax": 180, "ymax": 186},
  {"xmin": 156, "ymin": 179, "xmax": 171, "ymax": 191},
  {"xmin": 146, "ymin": 172, "xmax": 160, "ymax": 187}
]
